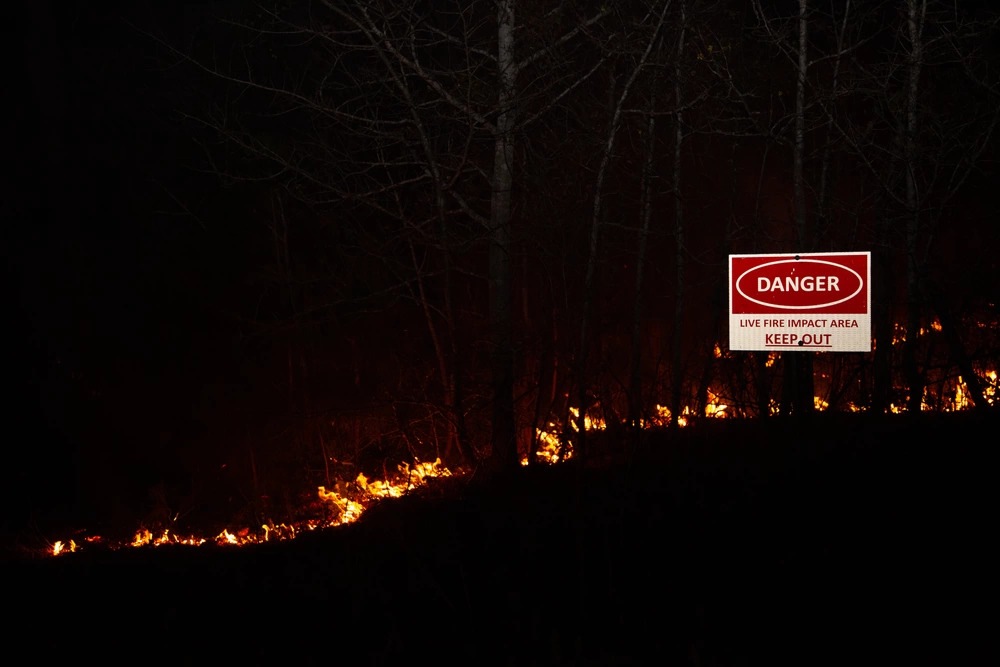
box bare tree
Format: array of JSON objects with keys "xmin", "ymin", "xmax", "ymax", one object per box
[
  {"xmin": 150, "ymin": 1, "xmax": 622, "ymax": 474},
  {"xmin": 573, "ymin": 0, "xmax": 673, "ymax": 460}
]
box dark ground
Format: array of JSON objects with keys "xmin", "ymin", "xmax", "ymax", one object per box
[{"xmin": 5, "ymin": 411, "xmax": 997, "ymax": 666}]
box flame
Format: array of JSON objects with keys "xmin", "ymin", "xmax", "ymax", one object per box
[
  {"xmin": 523, "ymin": 395, "xmax": 735, "ymax": 467},
  {"xmin": 705, "ymin": 389, "xmax": 729, "ymax": 418},
  {"xmin": 522, "ymin": 405, "xmax": 612, "ymax": 465},
  {"xmin": 950, "ymin": 370, "xmax": 998, "ymax": 410},
  {"xmin": 51, "ymin": 540, "xmax": 76, "ymax": 556},
  {"xmin": 567, "ymin": 406, "xmax": 605, "ymax": 432},
  {"xmin": 525, "ymin": 425, "xmax": 569, "ymax": 465},
  {"xmin": 955, "ymin": 378, "xmax": 968, "ymax": 410},
  {"xmin": 654, "ymin": 404, "xmax": 672, "ymax": 426},
  {"xmin": 986, "ymin": 370, "xmax": 998, "ymax": 405},
  {"xmin": 49, "ymin": 458, "xmax": 452, "ymax": 556}
]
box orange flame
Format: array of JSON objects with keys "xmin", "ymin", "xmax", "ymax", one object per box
[{"xmin": 50, "ymin": 458, "xmax": 453, "ymax": 556}]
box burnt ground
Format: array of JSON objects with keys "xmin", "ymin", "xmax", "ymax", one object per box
[{"xmin": 5, "ymin": 411, "xmax": 997, "ymax": 666}]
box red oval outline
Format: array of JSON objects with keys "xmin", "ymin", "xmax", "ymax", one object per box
[{"xmin": 736, "ymin": 259, "xmax": 863, "ymax": 309}]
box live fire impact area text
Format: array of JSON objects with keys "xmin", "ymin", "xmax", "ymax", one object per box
[{"xmin": 729, "ymin": 252, "xmax": 871, "ymax": 353}]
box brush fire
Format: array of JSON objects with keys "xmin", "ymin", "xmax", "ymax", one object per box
[{"xmin": 45, "ymin": 349, "xmax": 996, "ymax": 558}]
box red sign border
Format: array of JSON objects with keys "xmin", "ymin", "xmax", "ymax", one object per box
[{"xmin": 729, "ymin": 251, "xmax": 870, "ymax": 316}]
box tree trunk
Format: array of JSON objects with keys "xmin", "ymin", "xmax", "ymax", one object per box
[
  {"xmin": 670, "ymin": 4, "xmax": 686, "ymax": 427},
  {"xmin": 629, "ymin": 52, "xmax": 660, "ymax": 433},
  {"xmin": 485, "ymin": 0, "xmax": 518, "ymax": 474},
  {"xmin": 871, "ymin": 232, "xmax": 894, "ymax": 412},
  {"xmin": 792, "ymin": 0, "xmax": 816, "ymax": 415},
  {"xmin": 903, "ymin": 0, "xmax": 926, "ymax": 414},
  {"xmin": 578, "ymin": 1, "xmax": 671, "ymax": 460}
]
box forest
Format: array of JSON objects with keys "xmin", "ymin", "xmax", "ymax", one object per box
[
  {"xmin": 7, "ymin": 0, "xmax": 999, "ymax": 546},
  {"xmin": 7, "ymin": 3, "xmax": 999, "ymax": 662}
]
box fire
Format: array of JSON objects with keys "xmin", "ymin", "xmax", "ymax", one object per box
[
  {"xmin": 521, "ymin": 407, "xmax": 593, "ymax": 466},
  {"xmin": 705, "ymin": 389, "xmax": 729, "ymax": 418},
  {"xmin": 522, "ymin": 405, "xmax": 611, "ymax": 466},
  {"xmin": 352, "ymin": 459, "xmax": 453, "ymax": 499},
  {"xmin": 985, "ymin": 370, "xmax": 998, "ymax": 406},
  {"xmin": 526, "ymin": 425, "xmax": 569, "ymax": 465},
  {"xmin": 51, "ymin": 540, "xmax": 77, "ymax": 556},
  {"xmin": 50, "ymin": 458, "xmax": 453, "ymax": 557},
  {"xmin": 950, "ymin": 371, "xmax": 998, "ymax": 410},
  {"xmin": 129, "ymin": 528, "xmax": 207, "ymax": 548},
  {"xmin": 46, "ymin": 361, "xmax": 997, "ymax": 557},
  {"xmin": 568, "ymin": 406, "xmax": 605, "ymax": 432},
  {"xmin": 891, "ymin": 318, "xmax": 944, "ymax": 344},
  {"xmin": 653, "ymin": 404, "xmax": 673, "ymax": 426},
  {"xmin": 523, "ymin": 396, "xmax": 737, "ymax": 467}
]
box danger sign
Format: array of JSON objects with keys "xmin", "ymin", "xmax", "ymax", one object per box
[{"xmin": 729, "ymin": 252, "xmax": 871, "ymax": 352}]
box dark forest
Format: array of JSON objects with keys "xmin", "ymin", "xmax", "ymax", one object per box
[{"xmin": 5, "ymin": 2, "xmax": 999, "ymax": 662}]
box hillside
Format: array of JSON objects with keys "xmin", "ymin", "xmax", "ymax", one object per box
[{"xmin": 7, "ymin": 411, "xmax": 996, "ymax": 666}]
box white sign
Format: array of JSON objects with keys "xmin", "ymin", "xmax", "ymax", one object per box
[{"xmin": 729, "ymin": 252, "xmax": 871, "ymax": 352}]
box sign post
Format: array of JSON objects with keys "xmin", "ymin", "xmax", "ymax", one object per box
[{"xmin": 729, "ymin": 252, "xmax": 871, "ymax": 352}]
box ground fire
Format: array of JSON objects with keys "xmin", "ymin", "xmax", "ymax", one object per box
[{"xmin": 45, "ymin": 354, "xmax": 994, "ymax": 558}]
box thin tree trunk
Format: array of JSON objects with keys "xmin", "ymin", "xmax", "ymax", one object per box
[
  {"xmin": 486, "ymin": 0, "xmax": 518, "ymax": 474},
  {"xmin": 753, "ymin": 144, "xmax": 774, "ymax": 417},
  {"xmin": 903, "ymin": 0, "xmax": 926, "ymax": 414},
  {"xmin": 815, "ymin": 0, "xmax": 850, "ymax": 247},
  {"xmin": 794, "ymin": 0, "xmax": 809, "ymax": 249},
  {"xmin": 670, "ymin": 3, "xmax": 686, "ymax": 427},
  {"xmin": 791, "ymin": 0, "xmax": 815, "ymax": 414},
  {"xmin": 578, "ymin": 1, "xmax": 672, "ymax": 460},
  {"xmin": 630, "ymin": 68, "xmax": 658, "ymax": 432},
  {"xmin": 871, "ymin": 223, "xmax": 894, "ymax": 412}
]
